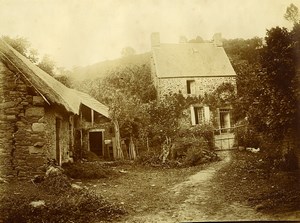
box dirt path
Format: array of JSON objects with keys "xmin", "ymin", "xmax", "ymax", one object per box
[{"xmin": 122, "ymin": 151, "xmax": 272, "ymax": 222}]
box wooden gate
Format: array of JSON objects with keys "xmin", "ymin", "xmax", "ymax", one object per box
[
  {"xmin": 214, "ymin": 125, "xmax": 246, "ymax": 150},
  {"xmin": 214, "ymin": 127, "xmax": 235, "ymax": 150}
]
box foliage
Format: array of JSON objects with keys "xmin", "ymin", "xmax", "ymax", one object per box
[
  {"xmin": 214, "ymin": 150, "xmax": 300, "ymax": 214},
  {"xmin": 62, "ymin": 161, "xmax": 118, "ymax": 179},
  {"xmin": 39, "ymin": 174, "xmax": 72, "ymax": 195},
  {"xmin": 2, "ymin": 35, "xmax": 31, "ymax": 58},
  {"xmin": 98, "ymin": 64, "xmax": 157, "ymax": 103},
  {"xmin": 223, "ymin": 37, "xmax": 263, "ymax": 122},
  {"xmin": 79, "ymin": 64, "xmax": 157, "ymax": 159},
  {"xmin": 82, "ymin": 150, "xmax": 101, "ymax": 161},
  {"xmin": 223, "ymin": 13, "xmax": 299, "ymax": 167},
  {"xmin": 252, "ymin": 25, "xmax": 299, "ymax": 140},
  {"xmin": 37, "ymin": 54, "xmax": 56, "ymax": 76},
  {"xmin": 235, "ymin": 122, "xmax": 261, "ymax": 148},
  {"xmin": 136, "ymin": 121, "xmax": 217, "ymax": 167},
  {"xmin": 188, "ymin": 36, "xmax": 204, "ymax": 43},
  {"xmin": 146, "ymin": 92, "xmax": 203, "ymax": 145},
  {"xmin": 204, "ymin": 82, "xmax": 236, "ymax": 111},
  {"xmin": 284, "ymin": 3, "xmax": 300, "ymax": 24},
  {"xmin": 87, "ymin": 64, "xmax": 156, "ymax": 137},
  {"xmin": 121, "ymin": 46, "xmax": 136, "ymax": 57},
  {"xmin": 2, "ymin": 35, "xmax": 73, "ymax": 86}
]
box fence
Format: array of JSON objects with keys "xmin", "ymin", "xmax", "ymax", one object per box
[{"xmin": 213, "ymin": 125, "xmax": 246, "ymax": 150}]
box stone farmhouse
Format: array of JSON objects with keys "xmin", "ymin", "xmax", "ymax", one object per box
[
  {"xmin": 0, "ymin": 40, "xmax": 114, "ymax": 179},
  {"xmin": 150, "ymin": 33, "xmax": 237, "ymax": 130}
]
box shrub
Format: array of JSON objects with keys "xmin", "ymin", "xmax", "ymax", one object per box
[
  {"xmin": 82, "ymin": 151, "xmax": 101, "ymax": 161},
  {"xmin": 62, "ymin": 162, "xmax": 118, "ymax": 179},
  {"xmin": 235, "ymin": 125, "xmax": 261, "ymax": 148},
  {"xmin": 172, "ymin": 137, "xmax": 219, "ymax": 166},
  {"xmin": 136, "ymin": 151, "xmax": 162, "ymax": 166},
  {"xmin": 137, "ymin": 136, "xmax": 219, "ymax": 167},
  {"xmin": 39, "ymin": 174, "xmax": 71, "ymax": 194}
]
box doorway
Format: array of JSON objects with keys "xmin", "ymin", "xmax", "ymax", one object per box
[
  {"xmin": 219, "ymin": 109, "xmax": 231, "ymax": 133},
  {"xmin": 89, "ymin": 130, "xmax": 104, "ymax": 157}
]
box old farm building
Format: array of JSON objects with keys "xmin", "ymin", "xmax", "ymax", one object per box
[
  {"xmin": 150, "ymin": 33, "xmax": 237, "ymax": 130},
  {"xmin": 0, "ymin": 40, "xmax": 114, "ymax": 179}
]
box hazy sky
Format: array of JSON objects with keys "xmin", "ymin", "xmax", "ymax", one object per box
[{"xmin": 1, "ymin": 0, "xmax": 299, "ymax": 68}]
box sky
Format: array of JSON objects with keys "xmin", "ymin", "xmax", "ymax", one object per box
[{"xmin": 1, "ymin": 0, "xmax": 299, "ymax": 69}]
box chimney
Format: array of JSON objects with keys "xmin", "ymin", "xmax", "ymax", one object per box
[
  {"xmin": 151, "ymin": 32, "xmax": 160, "ymax": 47},
  {"xmin": 179, "ymin": 36, "xmax": 187, "ymax": 43},
  {"xmin": 213, "ymin": 33, "xmax": 223, "ymax": 47}
]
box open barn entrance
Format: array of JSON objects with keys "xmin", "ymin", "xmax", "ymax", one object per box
[{"xmin": 89, "ymin": 130, "xmax": 104, "ymax": 157}]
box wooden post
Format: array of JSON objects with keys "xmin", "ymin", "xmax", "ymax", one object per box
[{"xmin": 91, "ymin": 109, "xmax": 94, "ymax": 126}]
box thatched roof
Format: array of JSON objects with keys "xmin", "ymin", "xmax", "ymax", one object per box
[
  {"xmin": 152, "ymin": 43, "xmax": 236, "ymax": 78},
  {"xmin": 0, "ymin": 39, "xmax": 109, "ymax": 118}
]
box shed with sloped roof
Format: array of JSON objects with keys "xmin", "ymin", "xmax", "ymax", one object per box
[{"xmin": 0, "ymin": 40, "xmax": 113, "ymax": 179}]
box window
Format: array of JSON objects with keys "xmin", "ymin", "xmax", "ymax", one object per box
[
  {"xmin": 194, "ymin": 107, "xmax": 203, "ymax": 124},
  {"xmin": 191, "ymin": 106, "xmax": 210, "ymax": 125},
  {"xmin": 186, "ymin": 80, "xmax": 195, "ymax": 94}
]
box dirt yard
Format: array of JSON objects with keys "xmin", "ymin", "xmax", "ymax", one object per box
[{"xmin": 80, "ymin": 150, "xmax": 300, "ymax": 222}]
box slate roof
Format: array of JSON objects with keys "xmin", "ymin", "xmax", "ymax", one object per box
[
  {"xmin": 152, "ymin": 43, "xmax": 236, "ymax": 78},
  {"xmin": 0, "ymin": 39, "xmax": 109, "ymax": 118}
]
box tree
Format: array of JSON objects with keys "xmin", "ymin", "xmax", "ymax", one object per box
[
  {"xmin": 81, "ymin": 64, "xmax": 156, "ymax": 160},
  {"xmin": 255, "ymin": 26, "xmax": 298, "ymax": 138},
  {"xmin": 223, "ymin": 37, "xmax": 263, "ymax": 122},
  {"xmin": 121, "ymin": 47, "xmax": 136, "ymax": 57},
  {"xmin": 37, "ymin": 54, "xmax": 56, "ymax": 76},
  {"xmin": 55, "ymin": 67, "xmax": 73, "ymax": 88},
  {"xmin": 188, "ymin": 36, "xmax": 204, "ymax": 43},
  {"xmin": 2, "ymin": 36, "xmax": 40, "ymax": 64},
  {"xmin": 2, "ymin": 36, "xmax": 30, "ymax": 57},
  {"xmin": 284, "ymin": 3, "xmax": 300, "ymax": 24}
]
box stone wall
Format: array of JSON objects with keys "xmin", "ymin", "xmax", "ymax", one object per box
[
  {"xmin": 43, "ymin": 107, "xmax": 73, "ymax": 164},
  {"xmin": 0, "ymin": 61, "xmax": 72, "ymax": 179},
  {"xmin": 157, "ymin": 76, "xmax": 236, "ymax": 97},
  {"xmin": 0, "ymin": 61, "xmax": 47, "ymax": 178}
]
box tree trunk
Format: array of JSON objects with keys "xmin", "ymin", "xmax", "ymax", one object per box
[
  {"xmin": 129, "ymin": 136, "xmax": 137, "ymax": 160},
  {"xmin": 113, "ymin": 119, "xmax": 124, "ymax": 160}
]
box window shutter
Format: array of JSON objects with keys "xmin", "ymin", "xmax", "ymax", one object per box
[
  {"xmin": 190, "ymin": 105, "xmax": 196, "ymax": 125},
  {"xmin": 203, "ymin": 106, "xmax": 210, "ymax": 123}
]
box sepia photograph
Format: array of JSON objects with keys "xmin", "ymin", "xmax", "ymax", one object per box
[{"xmin": 0, "ymin": 0, "xmax": 300, "ymax": 222}]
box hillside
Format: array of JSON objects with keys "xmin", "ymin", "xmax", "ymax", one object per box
[{"xmin": 72, "ymin": 52, "xmax": 151, "ymax": 81}]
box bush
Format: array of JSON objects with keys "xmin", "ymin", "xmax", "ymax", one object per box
[
  {"xmin": 82, "ymin": 151, "xmax": 101, "ymax": 161},
  {"xmin": 136, "ymin": 151, "xmax": 162, "ymax": 166},
  {"xmin": 172, "ymin": 137, "xmax": 219, "ymax": 166},
  {"xmin": 62, "ymin": 161, "xmax": 118, "ymax": 179},
  {"xmin": 137, "ymin": 136, "xmax": 219, "ymax": 167},
  {"xmin": 39, "ymin": 174, "xmax": 71, "ymax": 194},
  {"xmin": 235, "ymin": 125, "xmax": 261, "ymax": 148}
]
